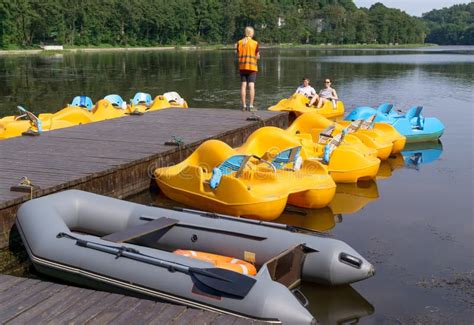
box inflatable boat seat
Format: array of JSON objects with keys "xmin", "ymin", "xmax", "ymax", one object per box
[
  {"xmin": 265, "ymin": 244, "xmax": 307, "ymax": 289},
  {"xmin": 102, "ymin": 217, "xmax": 179, "ymax": 243}
]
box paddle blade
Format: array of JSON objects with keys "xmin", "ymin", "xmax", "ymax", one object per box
[{"xmin": 189, "ymin": 267, "xmax": 256, "ymax": 299}]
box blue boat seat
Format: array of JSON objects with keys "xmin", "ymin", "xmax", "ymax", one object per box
[
  {"xmin": 209, "ymin": 155, "xmax": 250, "ymax": 189},
  {"xmin": 70, "ymin": 96, "xmax": 93, "ymax": 110},
  {"xmin": 132, "ymin": 92, "xmax": 152, "ymax": 106},
  {"xmin": 377, "ymin": 103, "xmax": 393, "ymax": 115},
  {"xmin": 405, "ymin": 106, "xmax": 424, "ymax": 129},
  {"xmin": 272, "ymin": 146, "xmax": 302, "ymax": 170},
  {"xmin": 323, "ymin": 133, "xmax": 345, "ymax": 164},
  {"xmin": 104, "ymin": 94, "xmax": 125, "ymax": 108}
]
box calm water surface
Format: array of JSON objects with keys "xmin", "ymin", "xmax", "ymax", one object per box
[{"xmin": 1, "ymin": 47, "xmax": 473, "ymax": 324}]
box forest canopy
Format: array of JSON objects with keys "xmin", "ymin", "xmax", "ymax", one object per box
[
  {"xmin": 423, "ymin": 3, "xmax": 473, "ymax": 45},
  {"xmin": 0, "ymin": 0, "xmax": 471, "ymax": 49}
]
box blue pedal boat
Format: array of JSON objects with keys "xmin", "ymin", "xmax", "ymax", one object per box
[{"xmin": 345, "ymin": 103, "xmax": 444, "ymax": 143}]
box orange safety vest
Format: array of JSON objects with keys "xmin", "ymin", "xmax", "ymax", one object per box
[{"xmin": 237, "ymin": 37, "xmax": 259, "ymax": 72}]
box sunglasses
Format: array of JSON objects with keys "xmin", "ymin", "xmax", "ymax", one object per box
[{"xmin": 324, "ymin": 81, "xmax": 331, "ymax": 84}]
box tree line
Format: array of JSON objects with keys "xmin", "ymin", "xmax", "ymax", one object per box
[
  {"xmin": 0, "ymin": 0, "xmax": 471, "ymax": 49},
  {"xmin": 423, "ymin": 3, "xmax": 473, "ymax": 45}
]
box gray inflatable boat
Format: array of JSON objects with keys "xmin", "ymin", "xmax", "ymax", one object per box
[{"xmin": 16, "ymin": 190, "xmax": 375, "ymax": 324}]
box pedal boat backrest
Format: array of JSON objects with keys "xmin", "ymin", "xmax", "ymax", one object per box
[
  {"xmin": 163, "ymin": 91, "xmax": 185, "ymax": 105},
  {"xmin": 360, "ymin": 115, "xmax": 376, "ymax": 130},
  {"xmin": 209, "ymin": 155, "xmax": 250, "ymax": 189},
  {"xmin": 16, "ymin": 106, "xmax": 43, "ymax": 134},
  {"xmin": 132, "ymin": 92, "xmax": 152, "ymax": 107},
  {"xmin": 323, "ymin": 133, "xmax": 345, "ymax": 164},
  {"xmin": 209, "ymin": 154, "xmax": 277, "ymax": 189},
  {"xmin": 271, "ymin": 146, "xmax": 303, "ymax": 171},
  {"xmin": 377, "ymin": 103, "xmax": 393, "ymax": 115},
  {"xmin": 342, "ymin": 119, "xmax": 364, "ymax": 134},
  {"xmin": 405, "ymin": 106, "xmax": 424, "ymax": 129},
  {"xmin": 317, "ymin": 125, "xmax": 336, "ymax": 144},
  {"xmin": 70, "ymin": 96, "xmax": 94, "ymax": 111},
  {"xmin": 104, "ymin": 94, "xmax": 127, "ymax": 109}
]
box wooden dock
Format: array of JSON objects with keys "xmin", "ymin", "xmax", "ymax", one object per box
[
  {"xmin": 0, "ymin": 108, "xmax": 287, "ymax": 249},
  {"xmin": 0, "ymin": 274, "xmax": 263, "ymax": 324}
]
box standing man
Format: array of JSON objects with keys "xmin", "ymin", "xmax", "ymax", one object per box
[{"xmin": 237, "ymin": 26, "xmax": 260, "ymax": 111}]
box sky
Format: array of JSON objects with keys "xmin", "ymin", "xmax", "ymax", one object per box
[{"xmin": 353, "ymin": 0, "xmax": 472, "ymax": 16}]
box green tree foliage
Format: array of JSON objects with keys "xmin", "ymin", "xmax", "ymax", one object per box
[
  {"xmin": 422, "ymin": 3, "xmax": 474, "ymax": 45},
  {"xmin": 1, "ymin": 0, "xmax": 467, "ymax": 49}
]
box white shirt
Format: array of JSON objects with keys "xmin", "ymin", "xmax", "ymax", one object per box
[{"xmin": 295, "ymin": 85, "xmax": 317, "ymax": 98}]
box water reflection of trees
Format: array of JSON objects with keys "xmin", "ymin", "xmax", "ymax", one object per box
[{"xmin": 0, "ymin": 50, "xmax": 472, "ymax": 115}]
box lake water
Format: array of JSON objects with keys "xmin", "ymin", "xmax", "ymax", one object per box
[{"xmin": 1, "ymin": 46, "xmax": 473, "ymax": 324}]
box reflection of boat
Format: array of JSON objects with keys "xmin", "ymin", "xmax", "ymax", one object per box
[
  {"xmin": 275, "ymin": 207, "xmax": 341, "ymax": 232},
  {"xmin": 378, "ymin": 141, "xmax": 443, "ymax": 178},
  {"xmin": 329, "ymin": 181, "xmax": 379, "ymax": 215},
  {"xmin": 300, "ymin": 283, "xmax": 374, "ymax": 324},
  {"xmin": 401, "ymin": 141, "xmax": 443, "ymax": 168},
  {"xmin": 268, "ymin": 93, "xmax": 345, "ymax": 118},
  {"xmin": 273, "ymin": 181, "xmax": 379, "ymax": 233}
]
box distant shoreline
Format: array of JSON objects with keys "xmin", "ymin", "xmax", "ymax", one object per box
[{"xmin": 0, "ymin": 43, "xmax": 438, "ymax": 56}]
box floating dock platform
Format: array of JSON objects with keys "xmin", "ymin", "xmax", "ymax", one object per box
[{"xmin": 0, "ymin": 108, "xmax": 287, "ymax": 249}]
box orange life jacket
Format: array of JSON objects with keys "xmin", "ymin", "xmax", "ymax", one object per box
[
  {"xmin": 237, "ymin": 37, "xmax": 259, "ymax": 72},
  {"xmin": 174, "ymin": 249, "xmax": 257, "ymax": 276}
]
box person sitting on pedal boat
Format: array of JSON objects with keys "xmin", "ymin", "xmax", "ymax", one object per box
[
  {"xmin": 317, "ymin": 78, "xmax": 338, "ymax": 108},
  {"xmin": 295, "ymin": 77, "xmax": 319, "ymax": 107}
]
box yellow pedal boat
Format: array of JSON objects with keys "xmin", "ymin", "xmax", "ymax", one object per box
[
  {"xmin": 154, "ymin": 140, "xmax": 336, "ymax": 220},
  {"xmin": 236, "ymin": 141, "xmax": 337, "ymax": 209},
  {"xmin": 237, "ymin": 126, "xmax": 380, "ymax": 183},
  {"xmin": 0, "ymin": 96, "xmax": 128, "ymax": 140},
  {"xmin": 337, "ymin": 120, "xmax": 406, "ymax": 154},
  {"xmin": 0, "ymin": 104, "xmax": 96, "ymax": 140},
  {"xmin": 1, "ymin": 92, "xmax": 188, "ymax": 140},
  {"xmin": 288, "ymin": 112, "xmax": 395, "ymax": 160},
  {"xmin": 128, "ymin": 92, "xmax": 188, "ymax": 114},
  {"xmin": 268, "ymin": 93, "xmax": 344, "ymax": 118}
]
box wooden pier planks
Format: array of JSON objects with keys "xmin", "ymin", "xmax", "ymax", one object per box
[
  {"xmin": 0, "ymin": 274, "xmax": 264, "ymax": 324},
  {"xmin": 0, "ymin": 108, "xmax": 287, "ymax": 249}
]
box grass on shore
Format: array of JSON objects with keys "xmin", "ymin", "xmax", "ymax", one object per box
[{"xmin": 0, "ymin": 42, "xmax": 438, "ymax": 55}]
